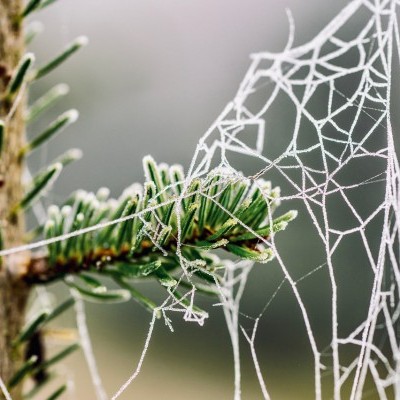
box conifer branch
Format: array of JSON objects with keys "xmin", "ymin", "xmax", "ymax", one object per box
[{"xmin": 23, "ymin": 157, "xmax": 297, "ymax": 313}]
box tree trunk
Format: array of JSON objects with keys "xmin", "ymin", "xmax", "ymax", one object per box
[{"xmin": 0, "ymin": 2, "xmax": 30, "ymax": 399}]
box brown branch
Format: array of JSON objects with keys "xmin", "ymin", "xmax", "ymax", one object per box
[
  {"xmin": 0, "ymin": 3, "xmax": 30, "ymax": 399},
  {"xmin": 24, "ymin": 243, "xmax": 171, "ymax": 285},
  {"xmin": 23, "ymin": 227, "xmax": 266, "ymax": 285}
]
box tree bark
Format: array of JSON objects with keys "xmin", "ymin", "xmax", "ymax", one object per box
[{"xmin": 0, "ymin": 2, "xmax": 30, "ymax": 399}]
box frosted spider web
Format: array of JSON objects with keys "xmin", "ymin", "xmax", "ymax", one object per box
[
  {"xmin": 1, "ymin": 0, "xmax": 400, "ymax": 399},
  {"xmin": 114, "ymin": 1, "xmax": 400, "ymax": 398}
]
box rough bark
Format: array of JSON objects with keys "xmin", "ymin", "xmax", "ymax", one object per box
[{"xmin": 0, "ymin": 2, "xmax": 30, "ymax": 399}]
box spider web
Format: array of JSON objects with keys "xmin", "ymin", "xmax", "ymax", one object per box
[
  {"xmin": 164, "ymin": 0, "xmax": 400, "ymax": 398},
  {"xmin": 102, "ymin": 0, "xmax": 400, "ymax": 397},
  {"xmin": 1, "ymin": 0, "xmax": 400, "ymax": 399}
]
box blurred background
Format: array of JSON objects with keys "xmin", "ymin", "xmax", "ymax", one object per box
[{"xmin": 24, "ymin": 0, "xmax": 385, "ymax": 399}]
